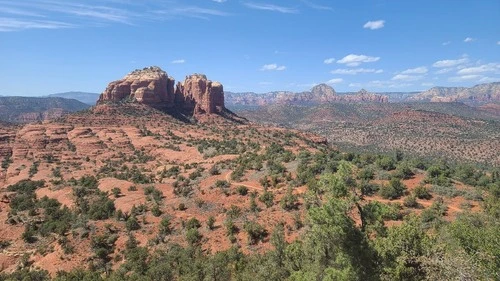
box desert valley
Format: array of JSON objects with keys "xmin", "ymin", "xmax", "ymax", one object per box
[
  {"xmin": 0, "ymin": 66, "xmax": 498, "ymax": 280},
  {"xmin": 1, "ymin": 0, "xmax": 499, "ymax": 280}
]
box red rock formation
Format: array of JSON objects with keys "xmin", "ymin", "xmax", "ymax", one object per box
[
  {"xmin": 97, "ymin": 67, "xmax": 224, "ymax": 115},
  {"xmin": 98, "ymin": 66, "xmax": 175, "ymax": 107},
  {"xmin": 175, "ymin": 74, "xmax": 224, "ymax": 115}
]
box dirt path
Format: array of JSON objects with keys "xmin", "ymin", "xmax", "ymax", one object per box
[
  {"xmin": 372, "ymin": 197, "xmax": 462, "ymax": 213},
  {"xmin": 225, "ymin": 171, "xmax": 264, "ymax": 192}
]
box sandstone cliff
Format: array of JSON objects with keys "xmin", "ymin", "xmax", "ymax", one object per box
[{"xmin": 97, "ymin": 67, "xmax": 225, "ymax": 115}]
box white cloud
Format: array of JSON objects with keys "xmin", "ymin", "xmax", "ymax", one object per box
[
  {"xmin": 348, "ymin": 83, "xmax": 362, "ymax": 88},
  {"xmin": 337, "ymin": 54, "xmax": 380, "ymax": 67},
  {"xmin": 497, "ymin": 41, "xmax": 500, "ymax": 45},
  {"xmin": 479, "ymin": 76, "xmax": 500, "ymax": 82},
  {"xmin": 243, "ymin": 2, "xmax": 298, "ymax": 13},
  {"xmin": 326, "ymin": 78, "xmax": 343, "ymax": 84},
  {"xmin": 401, "ymin": 66, "xmax": 428, "ymax": 74},
  {"xmin": 421, "ymin": 82, "xmax": 434, "ymax": 87},
  {"xmin": 435, "ymin": 68, "xmax": 454, "ymax": 74},
  {"xmin": 442, "ymin": 41, "xmax": 451, "ymax": 46},
  {"xmin": 0, "ymin": 18, "xmax": 74, "ymax": 32},
  {"xmin": 260, "ymin": 63, "xmax": 286, "ymax": 71},
  {"xmin": 391, "ymin": 74, "xmax": 424, "ymax": 81},
  {"xmin": 212, "ymin": 0, "xmax": 227, "ymax": 2},
  {"xmin": 457, "ymin": 63, "xmax": 500, "ymax": 75},
  {"xmin": 299, "ymin": 0, "xmax": 333, "ymax": 11},
  {"xmin": 448, "ymin": 75, "xmax": 481, "ymax": 82},
  {"xmin": 171, "ymin": 59, "xmax": 185, "ymax": 64},
  {"xmin": 324, "ymin": 58, "xmax": 335, "ymax": 64},
  {"xmin": 330, "ymin": 68, "xmax": 383, "ymax": 75},
  {"xmin": 464, "ymin": 37, "xmax": 475, "ymax": 43},
  {"xmin": 258, "ymin": 81, "xmax": 272, "ymax": 85},
  {"xmin": 363, "ymin": 20, "xmax": 385, "ymax": 30},
  {"xmin": 432, "ymin": 57, "xmax": 469, "ymax": 68}
]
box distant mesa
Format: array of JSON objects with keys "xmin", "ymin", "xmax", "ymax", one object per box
[{"xmin": 97, "ymin": 66, "xmax": 225, "ymax": 115}]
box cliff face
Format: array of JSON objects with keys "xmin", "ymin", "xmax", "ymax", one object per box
[
  {"xmin": 97, "ymin": 67, "xmax": 224, "ymax": 115},
  {"xmin": 175, "ymin": 74, "xmax": 224, "ymax": 115},
  {"xmin": 97, "ymin": 66, "xmax": 175, "ymax": 107}
]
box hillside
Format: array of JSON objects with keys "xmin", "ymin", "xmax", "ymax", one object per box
[
  {"xmin": 0, "ymin": 67, "xmax": 497, "ymax": 280},
  {"xmin": 236, "ymin": 102, "xmax": 500, "ymax": 165},
  {"xmin": 410, "ymin": 82, "xmax": 500, "ymax": 102},
  {"xmin": 0, "ymin": 97, "xmax": 90, "ymax": 124},
  {"xmin": 48, "ymin": 92, "xmax": 100, "ymax": 105}
]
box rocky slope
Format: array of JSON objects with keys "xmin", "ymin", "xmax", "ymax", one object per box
[
  {"xmin": 97, "ymin": 67, "xmax": 225, "ymax": 115},
  {"xmin": 410, "ymin": 82, "xmax": 500, "ymax": 102},
  {"xmin": 225, "ymin": 84, "xmax": 388, "ymax": 106},
  {"xmin": 0, "ymin": 97, "xmax": 90, "ymax": 123}
]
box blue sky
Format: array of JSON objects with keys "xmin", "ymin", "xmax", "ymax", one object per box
[{"xmin": 0, "ymin": 0, "xmax": 499, "ymax": 95}]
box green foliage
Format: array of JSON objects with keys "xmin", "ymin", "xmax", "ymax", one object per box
[
  {"xmin": 207, "ymin": 216, "xmax": 216, "ymax": 230},
  {"xmin": 413, "ymin": 185, "xmax": 432, "ymax": 200},
  {"xmin": 280, "ymin": 188, "xmax": 298, "ymax": 210},
  {"xmin": 375, "ymin": 216, "xmax": 430, "ymax": 281},
  {"xmin": 185, "ymin": 217, "xmax": 201, "ymax": 230},
  {"xmin": 126, "ymin": 216, "xmax": 140, "ymax": 231},
  {"xmin": 380, "ymin": 178, "xmax": 406, "ymax": 199},
  {"xmin": 243, "ymin": 221, "xmax": 267, "ymax": 245},
  {"xmin": 236, "ymin": 185, "xmax": 248, "ymax": 196},
  {"xmin": 185, "ymin": 228, "xmax": 202, "ymax": 245},
  {"xmin": 403, "ymin": 194, "xmax": 418, "ymax": 208},
  {"xmin": 259, "ymin": 190, "xmax": 275, "ymax": 208}
]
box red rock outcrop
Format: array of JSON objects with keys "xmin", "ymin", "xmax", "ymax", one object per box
[
  {"xmin": 175, "ymin": 74, "xmax": 224, "ymax": 115},
  {"xmin": 97, "ymin": 67, "xmax": 224, "ymax": 115},
  {"xmin": 98, "ymin": 66, "xmax": 175, "ymax": 107}
]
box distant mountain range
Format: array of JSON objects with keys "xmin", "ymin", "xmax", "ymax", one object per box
[
  {"xmin": 409, "ymin": 82, "xmax": 500, "ymax": 103},
  {"xmin": 225, "ymin": 84, "xmax": 388, "ymax": 106},
  {"xmin": 0, "ymin": 96, "xmax": 90, "ymax": 123},
  {"xmin": 47, "ymin": 91, "xmax": 100, "ymax": 105},
  {"xmin": 225, "ymin": 82, "xmax": 500, "ymax": 107}
]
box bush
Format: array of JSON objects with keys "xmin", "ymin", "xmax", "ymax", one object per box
[
  {"xmin": 236, "ymin": 186, "xmax": 248, "ymax": 196},
  {"xmin": 126, "ymin": 216, "xmax": 141, "ymax": 231},
  {"xmin": 403, "ymin": 195, "xmax": 418, "ymax": 208},
  {"xmin": 380, "ymin": 179, "xmax": 406, "ymax": 200},
  {"xmin": 88, "ymin": 194, "xmax": 116, "ymax": 220},
  {"xmin": 215, "ymin": 180, "xmax": 230, "ymax": 189},
  {"xmin": 186, "ymin": 229, "xmax": 201, "ymax": 245},
  {"xmin": 431, "ymin": 185, "xmax": 463, "ymax": 198},
  {"xmin": 207, "ymin": 216, "xmax": 216, "ymax": 230},
  {"xmin": 243, "ymin": 221, "xmax": 267, "ymax": 245},
  {"xmin": 414, "ymin": 185, "xmax": 432, "ymax": 200},
  {"xmin": 151, "ymin": 205, "xmax": 162, "ymax": 217},
  {"xmin": 185, "ymin": 218, "xmax": 201, "ymax": 230},
  {"xmin": 280, "ymin": 188, "xmax": 298, "ymax": 210},
  {"xmin": 259, "ymin": 190, "xmax": 275, "ymax": 208}
]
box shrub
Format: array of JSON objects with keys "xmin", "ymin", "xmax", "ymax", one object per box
[
  {"xmin": 186, "ymin": 229, "xmax": 201, "ymax": 245},
  {"xmin": 236, "ymin": 186, "xmax": 248, "ymax": 196},
  {"xmin": 413, "ymin": 185, "xmax": 432, "ymax": 200},
  {"xmin": 185, "ymin": 218, "xmax": 201, "ymax": 230},
  {"xmin": 126, "ymin": 216, "xmax": 141, "ymax": 231},
  {"xmin": 243, "ymin": 221, "xmax": 267, "ymax": 245},
  {"xmin": 403, "ymin": 195, "xmax": 418, "ymax": 208},
  {"xmin": 280, "ymin": 188, "xmax": 298, "ymax": 210},
  {"xmin": 431, "ymin": 185, "xmax": 463, "ymax": 198},
  {"xmin": 259, "ymin": 190, "xmax": 275, "ymax": 208},
  {"xmin": 207, "ymin": 216, "xmax": 216, "ymax": 230}
]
